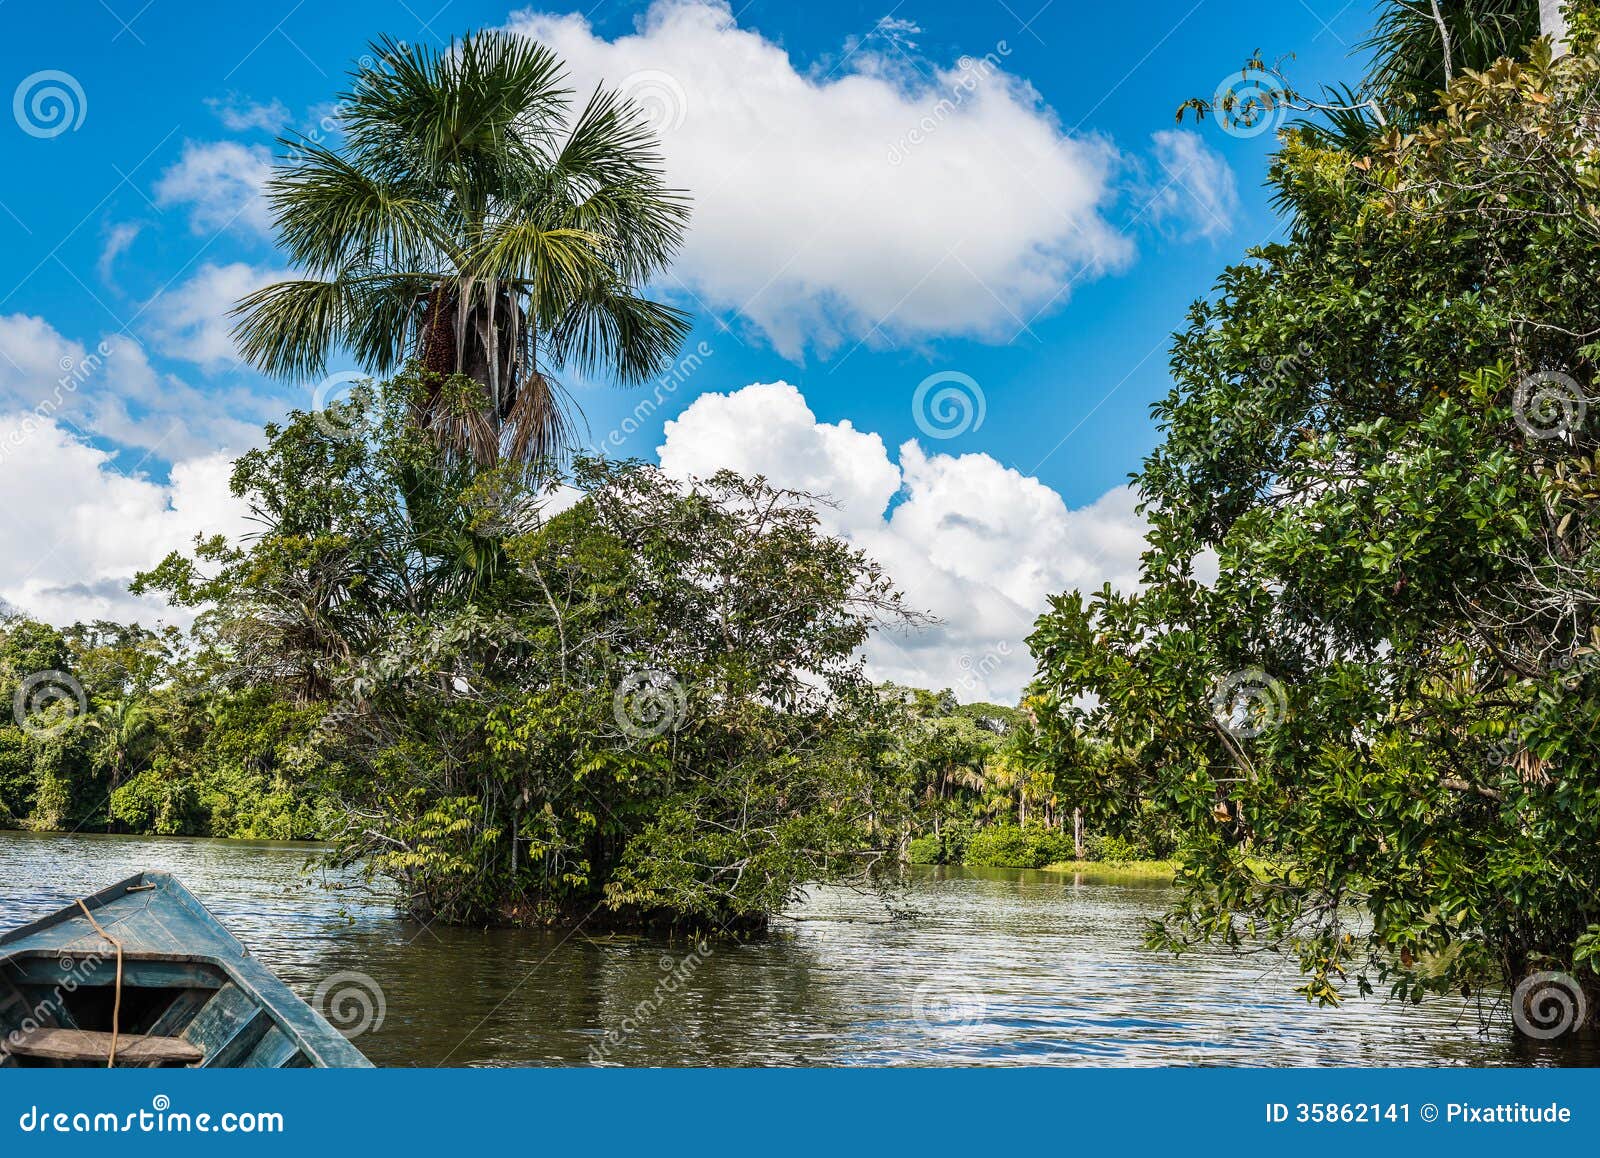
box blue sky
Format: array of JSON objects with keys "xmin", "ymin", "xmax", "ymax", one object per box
[{"xmin": 0, "ymin": 0, "xmax": 1376, "ymax": 698}]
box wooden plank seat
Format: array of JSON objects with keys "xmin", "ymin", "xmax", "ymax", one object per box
[{"xmin": 7, "ymin": 1026, "xmax": 203, "ymax": 1065}]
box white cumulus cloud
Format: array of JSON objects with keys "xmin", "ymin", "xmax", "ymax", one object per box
[
  {"xmin": 0, "ymin": 313, "xmax": 282, "ymax": 460},
  {"xmin": 97, "ymin": 222, "xmax": 142, "ymax": 285},
  {"xmin": 206, "ymin": 94, "xmax": 292, "ymax": 134},
  {"xmin": 143, "ymin": 261, "xmax": 285, "ymax": 372},
  {"xmin": 0, "ymin": 415, "xmax": 251, "ymax": 627},
  {"xmin": 509, "ymin": 0, "xmax": 1133, "ymax": 358},
  {"xmin": 657, "ymin": 381, "xmax": 1146, "ymax": 702},
  {"xmin": 1143, "ymin": 129, "xmax": 1239, "ymax": 241},
  {"xmin": 153, "ymin": 140, "xmax": 275, "ymax": 237}
]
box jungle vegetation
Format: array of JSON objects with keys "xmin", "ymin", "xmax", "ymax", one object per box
[
  {"xmin": 9, "ymin": 4, "xmax": 1600, "ymax": 1049},
  {"xmin": 1032, "ymin": 1, "xmax": 1600, "ymax": 1022}
]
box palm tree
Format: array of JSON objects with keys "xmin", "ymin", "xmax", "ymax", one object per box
[
  {"xmin": 1363, "ymin": 1, "xmax": 1542, "ymax": 108},
  {"xmin": 1288, "ymin": 2, "xmax": 1547, "ymax": 152},
  {"xmin": 88, "ymin": 697, "xmax": 157, "ymax": 791},
  {"xmin": 232, "ymin": 31, "xmax": 692, "ymax": 464}
]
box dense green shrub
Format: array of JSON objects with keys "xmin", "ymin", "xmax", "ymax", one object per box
[
  {"xmin": 110, "ymin": 768, "xmax": 199, "ymax": 836},
  {"xmin": 1083, "ymin": 834, "xmax": 1143, "ymax": 862},
  {"xmin": 940, "ymin": 818, "xmax": 976, "ymax": 863},
  {"xmin": 963, "ymin": 824, "xmax": 1075, "ymax": 868},
  {"xmin": 906, "ymin": 834, "xmax": 941, "ymax": 864}
]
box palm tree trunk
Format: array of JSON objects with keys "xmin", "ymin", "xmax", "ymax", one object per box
[
  {"xmin": 1542, "ymin": 0, "xmax": 1570, "ymax": 52},
  {"xmin": 1073, "ymin": 808, "xmax": 1085, "ymax": 859}
]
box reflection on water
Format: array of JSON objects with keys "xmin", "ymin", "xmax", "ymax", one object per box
[{"xmin": 0, "ymin": 830, "xmax": 1592, "ymax": 1067}]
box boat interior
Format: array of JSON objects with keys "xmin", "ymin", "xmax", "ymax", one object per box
[{"xmin": 0, "ymin": 951, "xmax": 312, "ymax": 1068}]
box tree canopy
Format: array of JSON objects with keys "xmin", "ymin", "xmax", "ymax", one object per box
[
  {"xmin": 1031, "ymin": 27, "xmax": 1600, "ymax": 1020},
  {"xmin": 135, "ymin": 373, "xmax": 918, "ymax": 927}
]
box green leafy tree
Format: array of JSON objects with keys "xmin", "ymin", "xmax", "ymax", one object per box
[
  {"xmin": 1364, "ymin": 1, "xmax": 1542, "ymax": 101},
  {"xmin": 1183, "ymin": 1, "xmax": 1555, "ymax": 153},
  {"xmin": 137, "ymin": 374, "xmax": 916, "ymax": 928},
  {"xmin": 1032, "ymin": 39, "xmax": 1600, "ymax": 1026}
]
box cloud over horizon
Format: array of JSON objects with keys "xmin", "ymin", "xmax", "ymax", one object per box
[
  {"xmin": 0, "ymin": 414, "xmax": 251, "ymax": 627},
  {"xmin": 657, "ymin": 381, "xmax": 1146, "ymax": 702}
]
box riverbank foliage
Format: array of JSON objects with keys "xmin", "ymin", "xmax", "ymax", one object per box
[
  {"xmin": 891, "ymin": 687, "xmax": 1177, "ymax": 868},
  {"xmin": 0, "ymin": 619, "xmax": 332, "ymax": 839},
  {"xmin": 1030, "ymin": 16, "xmax": 1600, "ymax": 1023}
]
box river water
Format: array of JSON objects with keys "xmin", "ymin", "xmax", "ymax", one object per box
[{"xmin": 0, "ymin": 831, "xmax": 1590, "ymax": 1067}]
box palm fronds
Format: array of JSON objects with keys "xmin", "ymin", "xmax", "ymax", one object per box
[
  {"xmin": 231, "ymin": 29, "xmax": 693, "ymax": 465},
  {"xmin": 1363, "ymin": 0, "xmax": 1542, "ymax": 112}
]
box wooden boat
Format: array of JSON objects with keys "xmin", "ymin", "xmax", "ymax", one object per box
[{"xmin": 0, "ymin": 871, "xmax": 372, "ymax": 1068}]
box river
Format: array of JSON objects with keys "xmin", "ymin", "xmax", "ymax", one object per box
[{"xmin": 0, "ymin": 830, "xmax": 1591, "ymax": 1067}]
